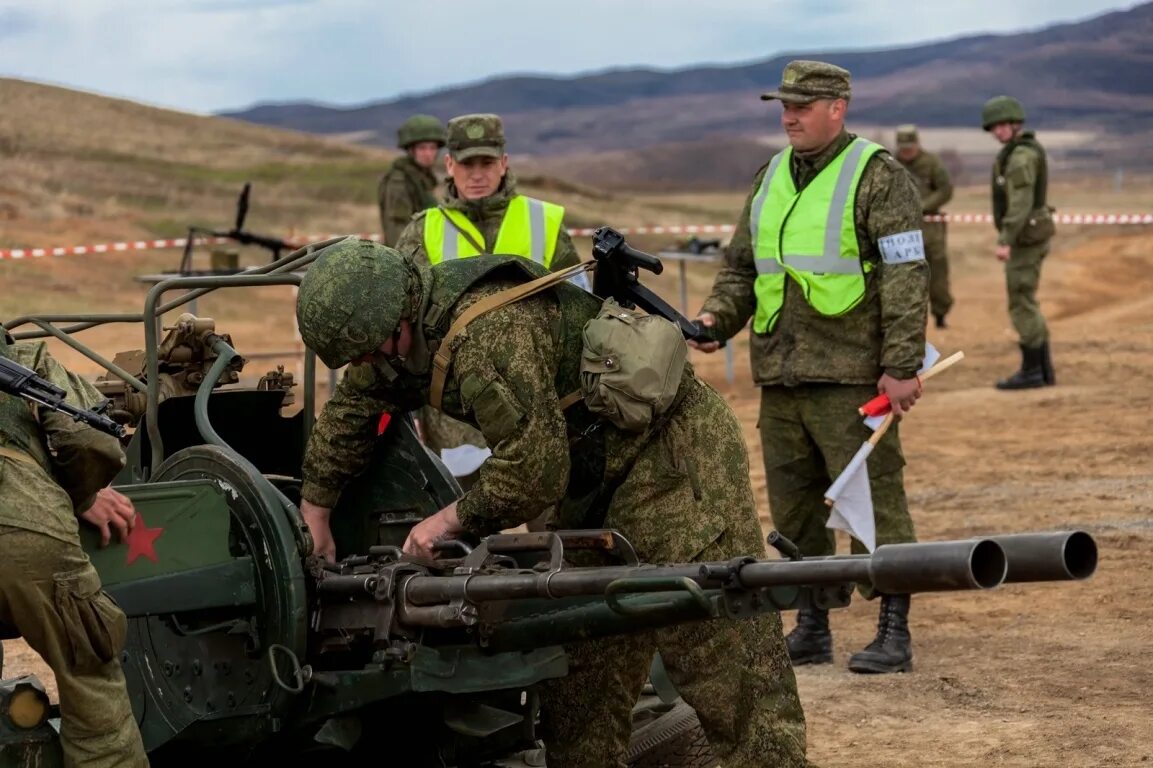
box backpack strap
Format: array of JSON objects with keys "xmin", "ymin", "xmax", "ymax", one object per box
[{"xmin": 429, "ymin": 260, "xmax": 595, "ymax": 410}]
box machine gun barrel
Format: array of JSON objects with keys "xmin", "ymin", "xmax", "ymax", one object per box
[
  {"xmin": 983, "ymin": 530, "xmax": 1097, "ymax": 583},
  {"xmin": 0, "ymin": 357, "xmax": 125, "ymax": 438},
  {"xmin": 401, "ymin": 538, "xmax": 1010, "ymax": 608}
]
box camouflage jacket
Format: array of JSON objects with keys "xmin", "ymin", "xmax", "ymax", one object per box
[
  {"xmin": 393, "ymin": 172, "xmax": 581, "ymax": 270},
  {"xmin": 700, "ymin": 130, "xmax": 929, "ymax": 385},
  {"xmin": 992, "ymin": 132, "xmax": 1049, "ymax": 248},
  {"xmin": 898, "ymin": 150, "xmax": 953, "ymax": 215},
  {"xmin": 378, "ymin": 155, "xmax": 439, "ymax": 247},
  {"xmin": 0, "ymin": 339, "xmax": 126, "ymax": 544},
  {"xmin": 300, "ymin": 260, "xmax": 711, "ymax": 541}
]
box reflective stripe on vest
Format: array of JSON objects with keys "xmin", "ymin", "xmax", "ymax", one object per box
[
  {"xmin": 423, "ymin": 195, "xmax": 564, "ymax": 267},
  {"xmin": 751, "ymin": 137, "xmax": 882, "ymax": 334}
]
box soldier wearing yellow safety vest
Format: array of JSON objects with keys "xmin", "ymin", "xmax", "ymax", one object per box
[
  {"xmin": 690, "ymin": 61, "xmax": 930, "ymax": 675},
  {"xmin": 394, "ymin": 113, "xmax": 587, "ymax": 482}
]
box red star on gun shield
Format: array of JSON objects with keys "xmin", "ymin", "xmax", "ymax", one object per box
[{"xmin": 124, "ymin": 513, "xmax": 164, "ymax": 565}]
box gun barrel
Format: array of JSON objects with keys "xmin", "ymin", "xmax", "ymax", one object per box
[
  {"xmin": 985, "ymin": 530, "xmax": 1097, "ymax": 583},
  {"xmin": 400, "ymin": 538, "xmax": 1009, "ymax": 608}
]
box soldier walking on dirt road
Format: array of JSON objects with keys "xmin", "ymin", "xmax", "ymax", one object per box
[{"xmin": 690, "ymin": 60, "xmax": 929, "ymax": 675}]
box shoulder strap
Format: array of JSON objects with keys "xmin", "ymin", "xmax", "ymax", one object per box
[
  {"xmin": 429, "ymin": 260, "xmax": 595, "ymax": 410},
  {"xmin": 440, "ymin": 209, "xmax": 488, "ymax": 254}
]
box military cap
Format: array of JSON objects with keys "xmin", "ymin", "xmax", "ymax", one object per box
[
  {"xmin": 761, "ymin": 60, "xmax": 851, "ymax": 104},
  {"xmin": 446, "ymin": 113, "xmax": 506, "ymax": 161},
  {"xmin": 896, "ymin": 124, "xmax": 919, "ymax": 147}
]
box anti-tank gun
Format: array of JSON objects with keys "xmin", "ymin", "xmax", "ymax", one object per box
[{"xmin": 0, "ymin": 237, "xmax": 1099, "ymax": 767}]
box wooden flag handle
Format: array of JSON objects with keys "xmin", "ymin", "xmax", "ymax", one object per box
[{"xmin": 858, "ymin": 351, "xmax": 966, "ymax": 417}]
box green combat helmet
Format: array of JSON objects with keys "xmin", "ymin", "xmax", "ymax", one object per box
[
  {"xmin": 396, "ymin": 114, "xmax": 447, "ymax": 149},
  {"xmin": 296, "ymin": 236, "xmax": 411, "ymax": 369},
  {"xmin": 981, "ymin": 96, "xmax": 1026, "ymax": 130}
]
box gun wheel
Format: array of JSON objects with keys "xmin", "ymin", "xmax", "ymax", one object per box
[{"xmin": 626, "ymin": 698, "xmax": 718, "ymax": 768}]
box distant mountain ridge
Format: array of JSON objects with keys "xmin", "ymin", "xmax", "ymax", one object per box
[{"xmin": 220, "ymin": 3, "xmax": 1153, "ymax": 157}]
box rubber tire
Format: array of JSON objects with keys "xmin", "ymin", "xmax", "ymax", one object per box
[{"xmin": 625, "ymin": 700, "xmax": 718, "ymax": 768}]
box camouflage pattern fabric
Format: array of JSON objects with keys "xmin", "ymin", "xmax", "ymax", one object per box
[
  {"xmin": 538, "ymin": 382, "xmax": 808, "ymax": 768},
  {"xmin": 898, "ymin": 149, "xmax": 954, "ymax": 318},
  {"xmin": 0, "ymin": 528, "xmax": 148, "ymax": 767},
  {"xmin": 394, "ymin": 172, "xmax": 582, "ymax": 460},
  {"xmin": 1004, "ymin": 243, "xmax": 1050, "ymax": 348},
  {"xmin": 761, "ymin": 59, "xmax": 852, "ymax": 103},
  {"xmin": 0, "ymin": 342, "xmax": 146, "ymax": 767},
  {"xmin": 300, "ymin": 265, "xmax": 809, "ymax": 766},
  {"xmin": 992, "ymin": 137, "xmax": 1051, "ymax": 347},
  {"xmin": 757, "ymin": 385, "xmax": 916, "ymax": 598},
  {"xmin": 377, "ymin": 155, "xmax": 439, "ymax": 247},
  {"xmin": 0, "ymin": 341, "xmax": 126, "ymax": 544},
  {"xmin": 700, "ymin": 129, "xmax": 930, "ymax": 384},
  {"xmin": 445, "ymin": 113, "xmax": 505, "ymax": 160}
]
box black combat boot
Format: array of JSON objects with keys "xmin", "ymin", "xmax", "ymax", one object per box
[
  {"xmin": 785, "ymin": 606, "xmax": 833, "ymax": 665},
  {"xmin": 995, "ymin": 344, "xmax": 1046, "ymax": 390},
  {"xmin": 934, "ymin": 313, "xmax": 947, "ymax": 329},
  {"xmin": 848, "ymin": 594, "xmax": 912, "ymax": 674},
  {"xmin": 1040, "ymin": 340, "xmax": 1056, "ymax": 386}
]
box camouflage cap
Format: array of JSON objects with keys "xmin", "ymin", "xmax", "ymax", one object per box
[
  {"xmin": 761, "ymin": 60, "xmax": 851, "ymax": 104},
  {"xmin": 896, "ymin": 124, "xmax": 919, "ymax": 147},
  {"xmin": 446, "ymin": 113, "xmax": 505, "ymax": 161},
  {"xmin": 296, "ymin": 237, "xmax": 412, "ymax": 369}
]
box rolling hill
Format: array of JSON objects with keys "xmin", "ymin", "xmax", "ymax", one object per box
[{"xmin": 222, "ymin": 2, "xmax": 1153, "ymax": 160}]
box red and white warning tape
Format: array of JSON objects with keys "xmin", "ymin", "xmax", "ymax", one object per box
[{"xmin": 2, "ymin": 213, "xmax": 1151, "ymax": 261}]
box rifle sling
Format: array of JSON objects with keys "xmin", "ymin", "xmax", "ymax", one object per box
[{"xmin": 429, "ymin": 261, "xmax": 595, "ymax": 411}]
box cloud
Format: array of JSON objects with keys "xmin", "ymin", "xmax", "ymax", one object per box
[{"xmin": 0, "ymin": 0, "xmax": 1139, "ymax": 113}]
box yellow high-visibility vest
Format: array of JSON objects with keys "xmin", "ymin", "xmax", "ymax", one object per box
[
  {"xmin": 423, "ymin": 195, "xmax": 565, "ymax": 267},
  {"xmin": 751, "ymin": 138, "xmax": 882, "ymax": 333}
]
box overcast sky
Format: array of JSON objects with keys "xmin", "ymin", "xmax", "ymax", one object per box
[{"xmin": 0, "ymin": 0, "xmax": 1140, "ymax": 115}]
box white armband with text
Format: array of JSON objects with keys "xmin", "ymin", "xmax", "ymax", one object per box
[{"xmin": 878, "ymin": 231, "xmax": 926, "ymax": 265}]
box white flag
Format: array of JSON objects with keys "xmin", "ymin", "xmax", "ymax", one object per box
[{"xmin": 824, "ymin": 440, "xmax": 877, "ymax": 552}]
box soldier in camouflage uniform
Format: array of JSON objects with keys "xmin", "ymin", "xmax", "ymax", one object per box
[
  {"xmin": 982, "ymin": 96, "xmax": 1057, "ymax": 390},
  {"xmin": 0, "ymin": 330, "xmax": 148, "ymax": 767},
  {"xmin": 394, "ymin": 114, "xmax": 588, "ymax": 487},
  {"xmin": 293, "ymin": 238, "xmax": 809, "ymax": 768},
  {"xmin": 377, "ymin": 114, "xmax": 446, "ymax": 246},
  {"xmin": 895, "ymin": 124, "xmax": 954, "ymax": 328},
  {"xmin": 691, "ymin": 61, "xmax": 929, "ymax": 675}
]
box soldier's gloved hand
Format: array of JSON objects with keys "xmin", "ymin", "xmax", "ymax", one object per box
[
  {"xmin": 687, "ymin": 312, "xmax": 722, "ymax": 353},
  {"xmin": 404, "ymin": 502, "xmax": 464, "ymax": 561},
  {"xmin": 877, "ymin": 373, "xmax": 923, "ymax": 418},
  {"xmin": 301, "ymin": 499, "xmax": 336, "ymax": 563},
  {"xmin": 79, "ymin": 487, "xmax": 137, "ymax": 547}
]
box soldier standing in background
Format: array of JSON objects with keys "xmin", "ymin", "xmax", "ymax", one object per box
[
  {"xmin": 895, "ymin": 124, "xmax": 954, "ymax": 328},
  {"xmin": 293, "ymin": 238, "xmax": 810, "ymax": 768},
  {"xmin": 377, "ymin": 114, "xmax": 446, "ymax": 246},
  {"xmin": 394, "ymin": 113, "xmax": 587, "ymax": 486},
  {"xmin": 0, "ymin": 330, "xmax": 148, "ymax": 767},
  {"xmin": 690, "ymin": 60, "xmax": 929, "ymax": 675},
  {"xmin": 982, "ymin": 96, "xmax": 1057, "ymax": 390}
]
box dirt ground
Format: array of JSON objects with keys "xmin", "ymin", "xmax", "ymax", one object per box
[{"xmin": 3, "ymin": 206, "xmax": 1153, "ymax": 766}]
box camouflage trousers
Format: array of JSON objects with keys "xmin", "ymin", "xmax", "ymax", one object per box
[
  {"xmin": 923, "ymin": 221, "xmax": 953, "ymax": 319},
  {"xmin": 0, "ymin": 526, "xmax": 148, "ymax": 768},
  {"xmin": 538, "ymin": 381, "xmax": 808, "ymax": 768},
  {"xmin": 758, "ymin": 385, "xmax": 917, "ymax": 596},
  {"xmin": 1005, "ymin": 243, "xmax": 1050, "ymax": 348}
]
